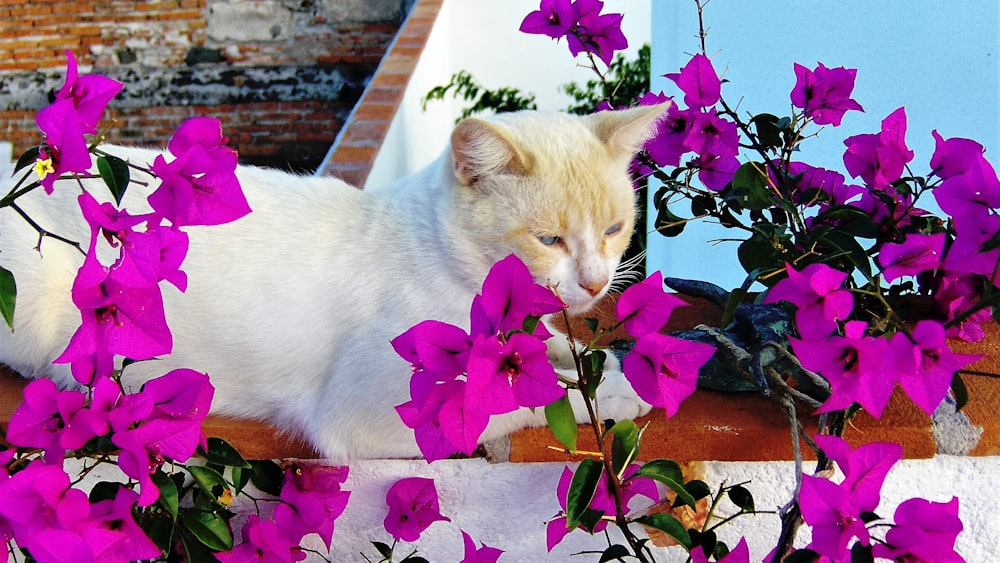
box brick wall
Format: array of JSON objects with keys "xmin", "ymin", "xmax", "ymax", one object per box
[{"xmin": 0, "ymin": 0, "xmax": 411, "ymax": 171}]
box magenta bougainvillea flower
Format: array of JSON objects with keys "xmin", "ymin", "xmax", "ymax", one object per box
[
  {"xmin": 148, "ymin": 117, "xmax": 250, "ymax": 227},
  {"xmin": 765, "ymin": 262, "xmax": 854, "ymax": 341},
  {"xmin": 391, "ymin": 320, "xmax": 472, "ymax": 383},
  {"xmin": 943, "ymin": 212, "xmax": 1000, "ymax": 280},
  {"xmin": 34, "ymin": 51, "xmax": 123, "ymax": 193},
  {"xmin": 664, "ymin": 54, "xmax": 721, "ymax": 109},
  {"xmin": 691, "ymin": 537, "xmax": 750, "ymax": 563},
  {"xmin": 873, "ymin": 497, "xmax": 964, "ymax": 562},
  {"xmin": 460, "ymin": 530, "xmax": 504, "ymax": 563},
  {"xmin": 890, "ymin": 320, "xmax": 982, "ymax": 415},
  {"xmin": 396, "ymin": 379, "xmax": 485, "ymax": 461},
  {"xmin": 520, "ymin": 0, "xmax": 627, "ymax": 66},
  {"xmin": 926, "ymin": 271, "xmax": 993, "ymax": 342},
  {"xmin": 0, "ymin": 461, "xmax": 95, "ymax": 562},
  {"xmin": 566, "ymin": 0, "xmax": 627, "ymax": 66},
  {"xmin": 790, "ymin": 62, "xmax": 864, "ymax": 126},
  {"xmin": 642, "ymin": 94, "xmax": 690, "ymax": 168},
  {"xmin": 87, "ymin": 487, "xmax": 162, "ymax": 562},
  {"xmin": 684, "ymin": 110, "xmax": 739, "ymax": 159},
  {"xmin": 693, "ymin": 152, "xmax": 741, "ymax": 192},
  {"xmin": 843, "ymin": 107, "xmax": 914, "ymax": 190},
  {"xmin": 546, "ymin": 463, "xmax": 659, "ymax": 551},
  {"xmin": 519, "ymin": 0, "xmax": 575, "ymax": 38},
  {"xmin": 800, "ymin": 436, "xmax": 902, "ymax": 560},
  {"xmin": 877, "ymin": 232, "xmax": 945, "ymax": 283},
  {"xmin": 791, "ymin": 321, "xmax": 897, "ymax": 416},
  {"xmin": 112, "ymin": 370, "xmax": 213, "ymax": 506},
  {"xmin": 53, "ymin": 253, "xmax": 173, "ymax": 384},
  {"xmin": 465, "ymin": 333, "xmax": 564, "ymax": 416},
  {"xmin": 274, "ymin": 463, "xmax": 351, "ymax": 550},
  {"xmin": 471, "ymin": 254, "xmax": 564, "ymax": 337},
  {"xmin": 621, "ymin": 332, "xmax": 715, "ymax": 418},
  {"xmin": 616, "ymin": 270, "xmax": 687, "ymax": 337},
  {"xmin": 5, "ymin": 379, "xmax": 94, "ymax": 463},
  {"xmin": 383, "ymin": 477, "xmax": 451, "ymax": 543},
  {"xmin": 931, "ymin": 131, "xmax": 989, "ymax": 180},
  {"xmin": 217, "ymin": 515, "xmax": 306, "ymax": 563}
]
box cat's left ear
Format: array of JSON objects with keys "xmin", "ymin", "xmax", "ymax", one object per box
[
  {"xmin": 585, "ymin": 102, "xmax": 672, "ymax": 158},
  {"xmin": 451, "ymin": 117, "xmax": 529, "ymax": 186}
]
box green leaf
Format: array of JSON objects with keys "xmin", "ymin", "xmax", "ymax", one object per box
[
  {"xmin": 566, "ymin": 458, "xmax": 604, "ymax": 529},
  {"xmin": 231, "ymin": 465, "xmax": 251, "ymax": 495},
  {"xmin": 980, "ymin": 228, "xmax": 1000, "ymax": 253},
  {"xmin": 582, "ymin": 350, "xmax": 606, "ymax": 399},
  {"xmin": 784, "ymin": 548, "xmax": 821, "ymax": 563},
  {"xmin": 814, "ymin": 205, "xmax": 880, "ymax": 239},
  {"xmin": 729, "ymin": 161, "xmax": 774, "ymax": 210},
  {"xmin": 400, "ymin": 557, "xmax": 430, "ymax": 563},
  {"xmin": 951, "ymin": 372, "xmax": 968, "ymax": 412},
  {"xmin": 737, "ymin": 233, "xmax": 786, "ymax": 286},
  {"xmin": 182, "ymin": 529, "xmax": 224, "ymax": 563},
  {"xmin": 248, "ymin": 459, "xmax": 283, "ymax": 496},
  {"xmin": 713, "ymin": 540, "xmax": 731, "ymax": 561},
  {"xmin": 188, "ymin": 465, "xmax": 229, "ymax": 504},
  {"xmin": 684, "ymin": 480, "xmax": 712, "ymax": 502},
  {"xmin": 88, "ymin": 481, "xmax": 122, "ymax": 503},
  {"xmin": 96, "ymin": 155, "xmax": 130, "ymax": 205},
  {"xmin": 634, "ymin": 459, "xmax": 696, "ymax": 509},
  {"xmin": 584, "ymin": 317, "xmax": 600, "ymax": 334},
  {"xmin": 0, "ymin": 265, "xmax": 16, "ymax": 332},
  {"xmin": 151, "ymin": 470, "xmax": 180, "ymax": 520},
  {"xmin": 606, "ymin": 419, "xmax": 640, "ymax": 476},
  {"xmin": 181, "ymin": 509, "xmax": 233, "ymax": 551},
  {"xmin": 372, "ymin": 541, "xmax": 393, "ymax": 559},
  {"xmin": 750, "ymin": 113, "xmax": 784, "ymax": 152},
  {"xmin": 13, "ymin": 145, "xmax": 41, "ymax": 175},
  {"xmin": 634, "ymin": 513, "xmax": 691, "ymax": 549},
  {"xmin": 599, "ymin": 544, "xmax": 631, "ymax": 562},
  {"xmin": 199, "ymin": 437, "xmax": 251, "ymax": 469},
  {"xmin": 818, "ymin": 229, "xmax": 873, "ymax": 282},
  {"xmin": 727, "ymin": 484, "xmax": 755, "ymax": 512},
  {"xmin": 545, "ymin": 393, "xmax": 578, "ymax": 452},
  {"xmin": 851, "ymin": 541, "xmax": 875, "ymax": 563},
  {"xmin": 655, "ymin": 201, "xmax": 687, "ymax": 237}
]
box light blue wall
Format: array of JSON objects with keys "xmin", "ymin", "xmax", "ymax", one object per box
[{"xmin": 646, "ymin": 1, "xmax": 1000, "ymax": 288}]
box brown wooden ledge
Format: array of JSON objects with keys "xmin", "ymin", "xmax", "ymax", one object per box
[{"xmin": 3, "ymin": 296, "xmax": 996, "ymax": 463}]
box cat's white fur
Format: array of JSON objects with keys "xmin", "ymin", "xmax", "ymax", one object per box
[{"xmin": 0, "ymin": 105, "xmax": 667, "ymax": 461}]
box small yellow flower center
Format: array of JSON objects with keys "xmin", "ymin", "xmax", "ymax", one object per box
[{"xmin": 34, "ymin": 157, "xmax": 55, "ymax": 180}]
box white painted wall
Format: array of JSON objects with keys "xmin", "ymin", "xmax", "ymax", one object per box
[{"xmin": 645, "ymin": 0, "xmax": 1000, "ymax": 288}]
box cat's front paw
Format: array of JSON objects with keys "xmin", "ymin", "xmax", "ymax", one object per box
[{"xmin": 595, "ymin": 369, "xmax": 652, "ymax": 422}]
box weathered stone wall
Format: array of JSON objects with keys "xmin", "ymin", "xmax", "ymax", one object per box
[{"xmin": 0, "ymin": 0, "xmax": 412, "ymax": 171}]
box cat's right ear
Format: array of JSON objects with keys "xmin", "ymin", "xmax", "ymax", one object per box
[{"xmin": 450, "ymin": 118, "xmax": 528, "ymax": 186}]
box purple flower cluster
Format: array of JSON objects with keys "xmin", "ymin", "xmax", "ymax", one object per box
[
  {"xmin": 640, "ymin": 55, "xmax": 740, "ymax": 191},
  {"xmin": 217, "ymin": 463, "xmax": 350, "ymax": 562},
  {"xmin": 519, "ymin": 0, "xmax": 628, "ymax": 66},
  {"xmin": 767, "ymin": 262, "xmax": 981, "ymax": 417},
  {"xmin": 0, "ymin": 371, "xmax": 211, "ymax": 561},
  {"xmin": 799, "ymin": 436, "xmax": 963, "ymax": 561},
  {"xmin": 393, "ymin": 254, "xmax": 567, "ymax": 461}
]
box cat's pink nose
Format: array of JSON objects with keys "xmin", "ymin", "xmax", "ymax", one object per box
[{"xmin": 581, "ymin": 278, "xmax": 608, "ymax": 297}]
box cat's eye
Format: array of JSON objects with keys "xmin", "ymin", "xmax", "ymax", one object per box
[
  {"xmin": 604, "ymin": 222, "xmax": 624, "ymax": 237},
  {"xmin": 537, "ymin": 234, "xmax": 561, "ymax": 246}
]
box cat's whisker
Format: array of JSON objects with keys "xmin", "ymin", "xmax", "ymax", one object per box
[{"xmin": 609, "ymin": 250, "xmax": 647, "ymax": 293}]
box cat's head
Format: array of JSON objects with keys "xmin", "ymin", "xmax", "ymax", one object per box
[{"xmin": 448, "ymin": 103, "xmax": 670, "ymax": 314}]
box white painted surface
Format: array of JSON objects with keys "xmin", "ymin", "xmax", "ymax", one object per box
[{"xmin": 260, "ymin": 456, "xmax": 999, "ymax": 561}]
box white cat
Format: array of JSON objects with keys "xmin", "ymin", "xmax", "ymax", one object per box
[{"xmin": 0, "ymin": 104, "xmax": 667, "ymax": 462}]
